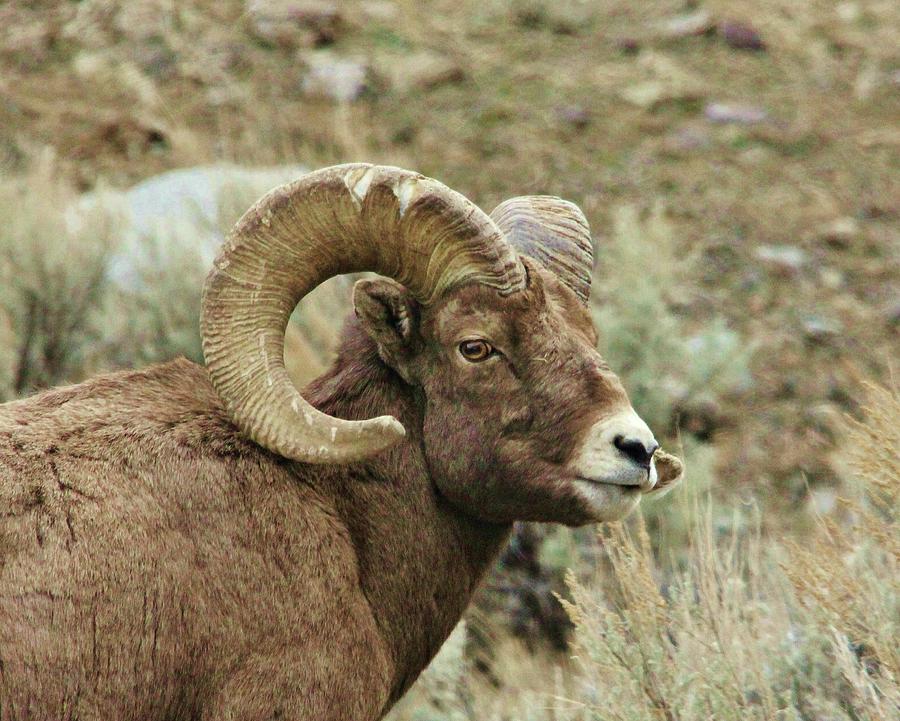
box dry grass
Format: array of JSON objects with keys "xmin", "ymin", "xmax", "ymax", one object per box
[
  {"xmin": 0, "ymin": 152, "xmax": 117, "ymax": 397},
  {"xmin": 0, "ymin": 158, "xmax": 355, "ymax": 396},
  {"xmin": 0, "ymin": 1, "xmax": 896, "ymax": 716},
  {"xmin": 391, "ymin": 380, "xmax": 898, "ymax": 720}
]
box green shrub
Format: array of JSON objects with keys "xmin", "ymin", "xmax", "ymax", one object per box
[
  {"xmin": 0, "ymin": 162, "xmax": 116, "ymax": 398},
  {"xmin": 592, "ymin": 203, "xmax": 751, "ymax": 438}
]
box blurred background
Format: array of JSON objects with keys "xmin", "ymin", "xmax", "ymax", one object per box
[{"xmin": 1, "ymin": 1, "xmax": 897, "ymax": 719}]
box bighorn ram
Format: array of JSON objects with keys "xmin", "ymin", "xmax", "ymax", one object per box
[{"xmin": 0, "ymin": 164, "xmax": 683, "ymax": 720}]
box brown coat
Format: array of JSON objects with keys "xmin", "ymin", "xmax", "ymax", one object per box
[
  {"xmin": 0, "ymin": 327, "xmax": 508, "ymax": 721},
  {"xmin": 0, "ymin": 265, "xmax": 681, "ymax": 720}
]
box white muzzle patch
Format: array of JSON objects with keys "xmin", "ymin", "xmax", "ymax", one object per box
[{"xmin": 570, "ymin": 408, "xmax": 659, "ymax": 491}]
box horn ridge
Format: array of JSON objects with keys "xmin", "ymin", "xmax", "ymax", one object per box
[{"xmin": 490, "ymin": 195, "xmax": 593, "ymax": 305}]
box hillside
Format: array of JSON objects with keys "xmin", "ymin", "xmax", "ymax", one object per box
[{"xmin": 1, "ymin": 1, "xmax": 897, "ymax": 717}]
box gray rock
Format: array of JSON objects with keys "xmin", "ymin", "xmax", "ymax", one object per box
[
  {"xmin": 836, "ymin": 2, "xmax": 862, "ymax": 23},
  {"xmin": 380, "ymin": 51, "xmax": 465, "ymax": 94},
  {"xmin": 246, "ymin": 0, "xmax": 342, "ymax": 49},
  {"xmin": 656, "ymin": 10, "xmax": 715, "ymax": 40},
  {"xmin": 818, "ymin": 267, "xmax": 845, "ymax": 290},
  {"xmin": 816, "ymin": 216, "xmax": 860, "ymax": 247},
  {"xmin": 704, "ymin": 102, "xmax": 768, "ymax": 124},
  {"xmin": 664, "ymin": 124, "xmax": 712, "ymax": 152},
  {"xmin": 621, "ymin": 79, "xmax": 702, "ymax": 109},
  {"xmin": 359, "ymin": 1, "xmax": 398, "ymax": 22},
  {"xmin": 718, "ymin": 20, "xmax": 766, "ymax": 51},
  {"xmin": 802, "ymin": 316, "xmax": 842, "ymax": 343},
  {"xmin": 555, "ymin": 104, "xmax": 591, "ymax": 129},
  {"xmin": 73, "ymin": 164, "xmax": 307, "ymax": 289},
  {"xmin": 619, "ymin": 53, "xmax": 706, "ymax": 109},
  {"xmin": 754, "ymin": 245, "xmax": 808, "ymax": 274},
  {"xmin": 808, "ymin": 487, "xmax": 837, "ymax": 515},
  {"xmin": 301, "ymin": 54, "xmax": 369, "ymax": 102}
]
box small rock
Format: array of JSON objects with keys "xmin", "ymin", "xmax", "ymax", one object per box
[
  {"xmin": 512, "ymin": 2, "xmax": 591, "ymax": 36},
  {"xmin": 884, "ymin": 298, "xmax": 900, "ymax": 327},
  {"xmin": 836, "ymin": 2, "xmax": 861, "ymax": 23},
  {"xmin": 808, "ymin": 487, "xmax": 837, "ymax": 515},
  {"xmin": 620, "ymin": 80, "xmax": 702, "ymax": 110},
  {"xmin": 555, "ymin": 104, "xmax": 591, "ymax": 129},
  {"xmin": 114, "ymin": 0, "xmax": 175, "ymax": 44},
  {"xmin": 301, "ymin": 54, "xmax": 369, "ymax": 102},
  {"xmin": 620, "ymin": 81, "xmax": 665, "ymax": 109},
  {"xmin": 818, "ymin": 267, "xmax": 845, "ymax": 290},
  {"xmin": 704, "ymin": 102, "xmax": 768, "ymax": 124},
  {"xmin": 816, "ymin": 217, "xmax": 859, "ymax": 247},
  {"xmin": 663, "ymin": 124, "xmax": 712, "ymax": 153},
  {"xmin": 616, "ymin": 38, "xmax": 641, "ymax": 55},
  {"xmin": 382, "ymin": 51, "xmax": 465, "ymax": 94},
  {"xmin": 1, "ymin": 18, "xmax": 54, "ymax": 69},
  {"xmin": 359, "ymin": 1, "xmax": 399, "ymax": 23},
  {"xmin": 620, "ymin": 52, "xmax": 706, "ymax": 109},
  {"xmin": 719, "ymin": 20, "xmax": 766, "ymax": 51},
  {"xmin": 802, "ymin": 316, "xmax": 842, "ymax": 343},
  {"xmin": 656, "ymin": 10, "xmax": 715, "ymax": 40},
  {"xmin": 247, "ymin": 0, "xmax": 342, "ymax": 49},
  {"xmin": 754, "ymin": 245, "xmax": 807, "ymax": 274}
]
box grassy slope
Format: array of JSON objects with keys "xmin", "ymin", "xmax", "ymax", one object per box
[{"xmin": 0, "ymin": 0, "xmax": 898, "ymax": 715}]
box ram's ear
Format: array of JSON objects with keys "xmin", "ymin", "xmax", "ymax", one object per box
[{"xmin": 353, "ymin": 278, "xmax": 419, "ymax": 377}]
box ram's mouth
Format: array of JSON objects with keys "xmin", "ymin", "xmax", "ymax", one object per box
[
  {"xmin": 575, "ymin": 464, "xmax": 657, "ymax": 492},
  {"xmin": 576, "ymin": 478, "xmax": 654, "ymax": 496},
  {"xmin": 577, "ymin": 476, "xmax": 644, "ymax": 488}
]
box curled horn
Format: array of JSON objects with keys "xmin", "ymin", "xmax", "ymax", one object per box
[
  {"xmin": 202, "ymin": 164, "xmax": 526, "ymax": 464},
  {"xmin": 490, "ymin": 196, "xmax": 593, "ymax": 305}
]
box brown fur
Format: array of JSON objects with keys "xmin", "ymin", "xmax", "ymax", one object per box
[{"xmin": 0, "ymin": 263, "xmax": 668, "ymax": 720}]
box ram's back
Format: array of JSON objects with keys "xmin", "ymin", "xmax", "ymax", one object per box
[{"xmin": 0, "ymin": 358, "xmax": 349, "ymax": 720}]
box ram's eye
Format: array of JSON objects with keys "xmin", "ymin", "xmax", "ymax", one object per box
[{"xmin": 459, "ymin": 340, "xmax": 493, "ymax": 363}]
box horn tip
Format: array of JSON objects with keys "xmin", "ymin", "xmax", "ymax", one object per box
[{"xmin": 376, "ymin": 415, "xmax": 406, "ymax": 439}]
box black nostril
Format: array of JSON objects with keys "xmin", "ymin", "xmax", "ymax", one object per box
[{"xmin": 613, "ymin": 435, "xmax": 657, "ymax": 469}]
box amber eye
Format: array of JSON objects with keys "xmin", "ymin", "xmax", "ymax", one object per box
[{"xmin": 459, "ymin": 339, "xmax": 494, "ymax": 362}]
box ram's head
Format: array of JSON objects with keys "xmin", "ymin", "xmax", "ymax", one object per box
[{"xmin": 202, "ymin": 165, "xmax": 683, "ymax": 525}]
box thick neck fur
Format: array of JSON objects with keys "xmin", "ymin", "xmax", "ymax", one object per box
[{"xmin": 300, "ymin": 321, "xmax": 512, "ymax": 702}]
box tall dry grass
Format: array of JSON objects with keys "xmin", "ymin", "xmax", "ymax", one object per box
[
  {"xmin": 0, "ymin": 163, "xmax": 352, "ymax": 398},
  {"xmin": 0, "ymin": 155, "xmax": 117, "ymax": 398},
  {"xmin": 391, "ymin": 379, "xmax": 898, "ymax": 720}
]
